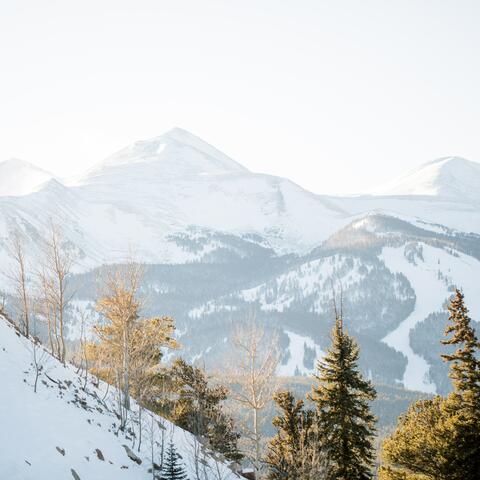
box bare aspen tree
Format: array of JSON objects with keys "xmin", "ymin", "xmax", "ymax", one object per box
[
  {"xmin": 131, "ymin": 318, "xmax": 174, "ymax": 451},
  {"xmin": 146, "ymin": 414, "xmax": 157, "ymax": 479},
  {"xmin": 30, "ymin": 317, "xmax": 48, "ymax": 393},
  {"xmin": 186, "ymin": 430, "xmax": 212, "ymax": 480},
  {"xmin": 157, "ymin": 417, "xmax": 167, "ymax": 473},
  {"xmin": 37, "ymin": 265, "xmax": 56, "ymax": 356},
  {"xmin": 74, "ymin": 310, "xmax": 91, "ymax": 391},
  {"xmin": 37, "ymin": 222, "xmax": 75, "ymax": 363},
  {"xmin": 189, "ymin": 432, "xmax": 204, "ymax": 480},
  {"xmin": 7, "ymin": 232, "xmax": 31, "ymax": 337},
  {"xmin": 145, "ymin": 414, "xmax": 167, "ymax": 479},
  {"xmin": 148, "ymin": 414, "xmax": 157, "ymax": 480},
  {"xmin": 229, "ymin": 314, "xmax": 280, "ymax": 475},
  {"xmin": 31, "ymin": 335, "xmax": 42, "ymax": 393},
  {"xmin": 27, "ymin": 302, "xmax": 48, "ymax": 393}
]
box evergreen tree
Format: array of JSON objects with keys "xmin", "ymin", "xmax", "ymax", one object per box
[
  {"xmin": 163, "ymin": 358, "xmax": 243, "ymax": 463},
  {"xmin": 441, "ymin": 289, "xmax": 480, "ymax": 409},
  {"xmin": 440, "ymin": 289, "xmax": 480, "ymax": 477},
  {"xmin": 310, "ymin": 315, "xmax": 376, "ymax": 480},
  {"xmin": 266, "ymin": 390, "xmax": 319, "ymax": 480},
  {"xmin": 379, "ymin": 396, "xmax": 459, "ymax": 480},
  {"xmin": 159, "ymin": 441, "xmax": 188, "ymax": 480},
  {"xmin": 380, "ymin": 290, "xmax": 480, "ymax": 480}
]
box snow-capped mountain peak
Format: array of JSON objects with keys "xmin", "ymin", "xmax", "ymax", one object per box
[
  {"xmin": 370, "ymin": 156, "xmax": 480, "ymax": 202},
  {"xmin": 0, "ymin": 158, "xmax": 54, "ymax": 197},
  {"xmin": 79, "ymin": 127, "xmax": 248, "ymax": 185}
]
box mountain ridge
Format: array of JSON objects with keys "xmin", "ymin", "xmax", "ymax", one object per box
[
  {"xmin": 0, "ymin": 131, "xmax": 479, "ymax": 398},
  {"xmin": 4, "ymin": 129, "xmax": 480, "ymax": 200},
  {"xmin": 0, "ymin": 129, "xmax": 479, "ymax": 269},
  {"xmin": 78, "ymin": 127, "xmax": 249, "ymax": 185},
  {"xmin": 369, "ymin": 155, "xmax": 480, "ymax": 203}
]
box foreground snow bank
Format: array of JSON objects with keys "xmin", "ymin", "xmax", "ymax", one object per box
[{"xmin": 0, "ymin": 317, "xmax": 240, "ymax": 480}]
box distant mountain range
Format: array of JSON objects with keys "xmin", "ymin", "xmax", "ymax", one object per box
[{"xmin": 1, "ymin": 127, "xmax": 479, "ymax": 395}]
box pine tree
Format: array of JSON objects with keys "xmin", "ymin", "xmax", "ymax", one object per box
[
  {"xmin": 310, "ymin": 315, "xmax": 376, "ymax": 480},
  {"xmin": 440, "ymin": 289, "xmax": 480, "ymax": 478},
  {"xmin": 379, "ymin": 397, "xmax": 458, "ymax": 480},
  {"xmin": 379, "ymin": 290, "xmax": 480, "ymax": 480},
  {"xmin": 159, "ymin": 441, "xmax": 188, "ymax": 480},
  {"xmin": 164, "ymin": 358, "xmax": 243, "ymax": 463},
  {"xmin": 441, "ymin": 289, "xmax": 480, "ymax": 410},
  {"xmin": 266, "ymin": 390, "xmax": 319, "ymax": 480}
]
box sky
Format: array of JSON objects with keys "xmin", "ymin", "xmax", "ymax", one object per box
[{"xmin": 1, "ymin": 0, "xmax": 480, "ymax": 195}]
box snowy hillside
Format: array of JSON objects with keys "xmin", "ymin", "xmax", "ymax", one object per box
[
  {"xmin": 381, "ymin": 243, "xmax": 480, "ymax": 393},
  {"xmin": 0, "ymin": 316, "xmax": 240, "ymax": 480},
  {"xmin": 173, "ymin": 215, "xmax": 479, "ymax": 393}
]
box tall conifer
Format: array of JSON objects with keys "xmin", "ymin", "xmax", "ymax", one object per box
[
  {"xmin": 380, "ymin": 290, "xmax": 480, "ymax": 480},
  {"xmin": 266, "ymin": 390, "xmax": 317, "ymax": 479},
  {"xmin": 440, "ymin": 289, "xmax": 480, "ymax": 477},
  {"xmin": 441, "ymin": 289, "xmax": 480, "ymax": 409},
  {"xmin": 310, "ymin": 315, "xmax": 376, "ymax": 480}
]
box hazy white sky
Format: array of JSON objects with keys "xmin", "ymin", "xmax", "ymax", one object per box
[{"xmin": 1, "ymin": 0, "xmax": 479, "ymax": 194}]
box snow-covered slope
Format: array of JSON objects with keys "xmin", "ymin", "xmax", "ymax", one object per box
[
  {"xmin": 0, "ymin": 158, "xmax": 54, "ymax": 197},
  {"xmin": 178, "ymin": 215, "xmax": 479, "ymax": 393},
  {"xmin": 78, "ymin": 127, "xmax": 248, "ymax": 183},
  {"xmin": 1, "ymin": 130, "xmax": 480, "ymax": 269},
  {"xmin": 327, "ymin": 157, "xmax": 480, "ymax": 235},
  {"xmin": 71, "ymin": 128, "xmax": 348, "ymax": 257},
  {"xmin": 380, "ymin": 243, "xmax": 480, "ymax": 393},
  {"xmin": 0, "ymin": 128, "xmax": 350, "ymax": 268},
  {"xmin": 0, "ymin": 316, "xmax": 240, "ymax": 480}
]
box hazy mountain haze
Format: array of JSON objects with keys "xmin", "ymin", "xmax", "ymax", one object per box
[{"xmin": 2, "ymin": 1, "xmax": 480, "ymax": 194}]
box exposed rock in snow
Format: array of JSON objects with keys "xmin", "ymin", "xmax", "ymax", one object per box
[
  {"xmin": 122, "ymin": 445, "xmax": 142, "ymax": 465},
  {"xmin": 0, "ymin": 316, "xmax": 240, "ymax": 479}
]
